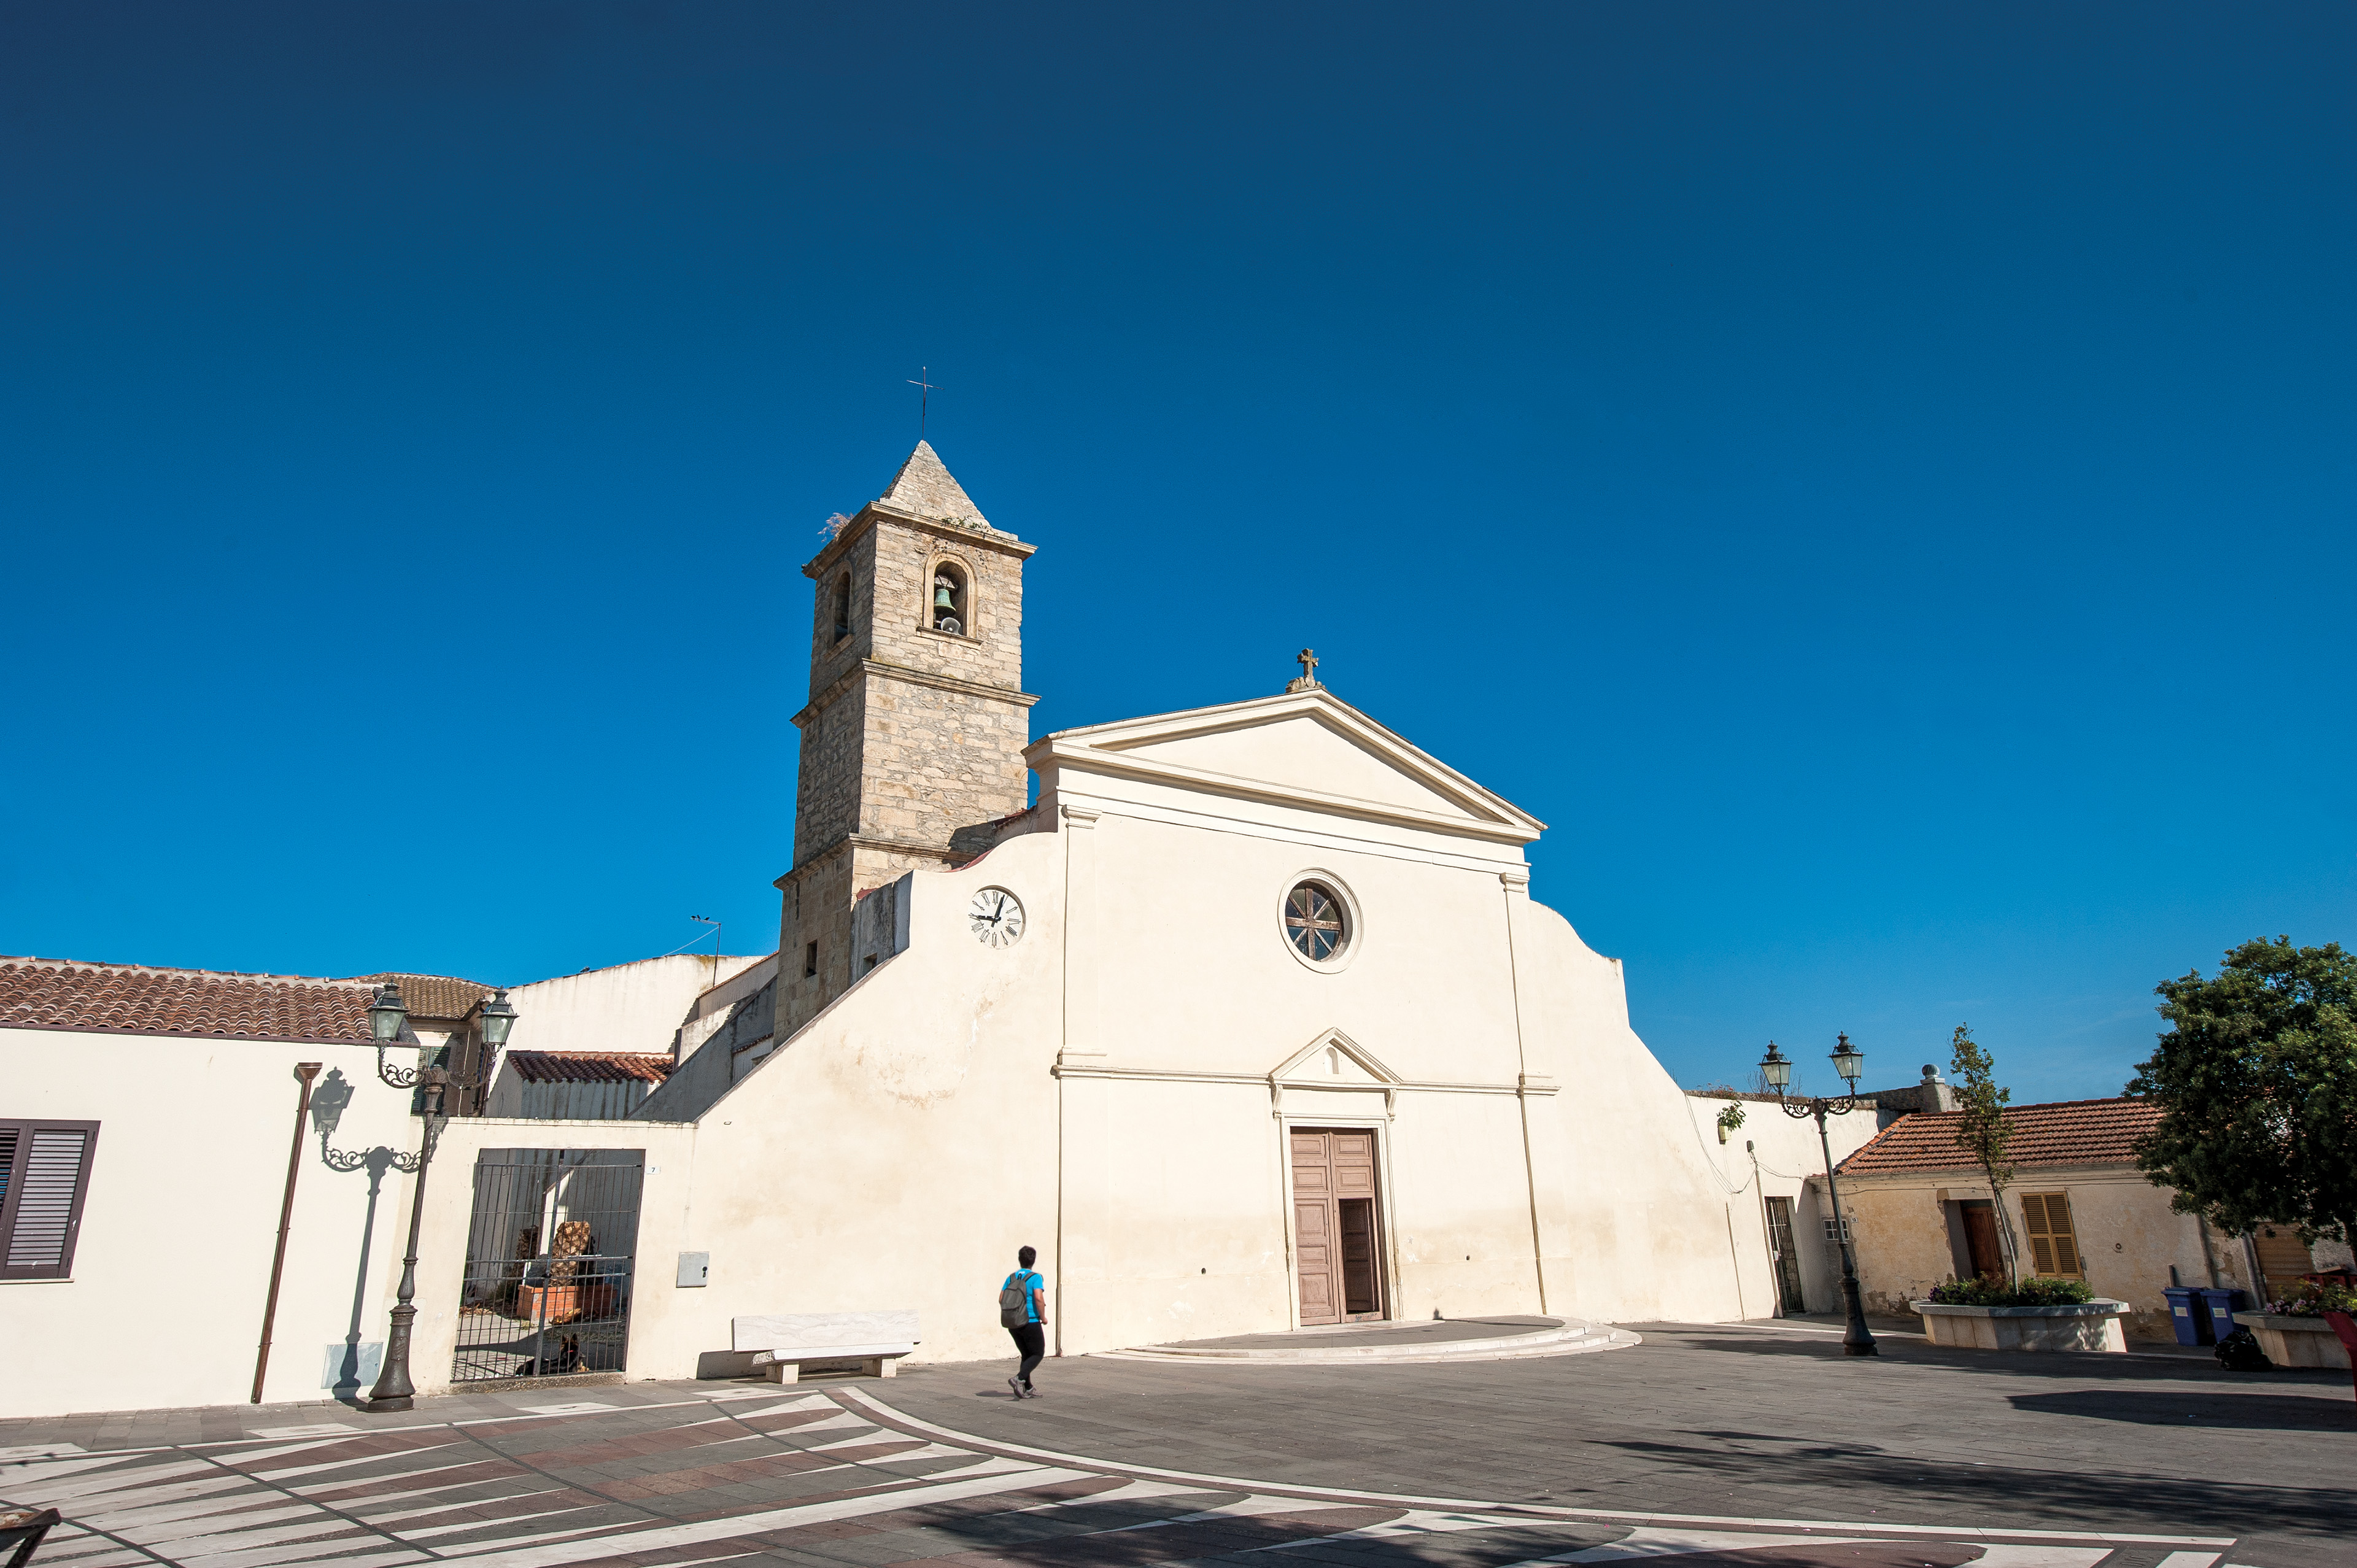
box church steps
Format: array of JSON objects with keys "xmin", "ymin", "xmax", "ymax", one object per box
[{"xmin": 1094, "ymin": 1319, "xmax": 1638, "ymax": 1366}]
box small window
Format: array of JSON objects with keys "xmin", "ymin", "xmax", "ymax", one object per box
[
  {"xmin": 803, "ymin": 941, "xmax": 819, "ymax": 978},
  {"xmin": 1, "ymin": 1121, "xmax": 100, "ymax": 1280},
  {"xmin": 1821, "ymin": 1216, "xmax": 1852, "ymax": 1243},
  {"xmin": 930, "ymin": 563, "xmax": 969, "ymax": 635},
  {"xmin": 1283, "ymin": 881, "xmax": 1349, "ymax": 962},
  {"xmin": 831, "ymin": 575, "xmax": 851, "ymax": 643},
  {"xmin": 2021, "ymin": 1192, "xmax": 2082, "ymax": 1276}
]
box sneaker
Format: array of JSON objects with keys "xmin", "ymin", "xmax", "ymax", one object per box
[
  {"xmin": 1021, "ymin": 1383, "xmax": 1040, "ymax": 1399},
  {"xmin": 1007, "ymin": 1377, "xmax": 1025, "ymax": 1400}
]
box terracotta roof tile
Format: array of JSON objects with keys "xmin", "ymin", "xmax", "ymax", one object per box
[
  {"xmin": 1839, "ymin": 1097, "xmax": 2161, "ymax": 1176},
  {"xmin": 346, "ymin": 972, "xmax": 493, "ymax": 1021},
  {"xmin": 0, "ymin": 957, "xmax": 374, "ymax": 1043},
  {"xmin": 505, "ymin": 1050, "xmax": 674, "ymax": 1085}
]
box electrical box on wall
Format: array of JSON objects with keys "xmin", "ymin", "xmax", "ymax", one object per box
[{"xmin": 677, "ymin": 1251, "xmax": 710, "ymax": 1288}]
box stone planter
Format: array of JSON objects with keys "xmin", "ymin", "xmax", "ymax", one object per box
[
  {"xmin": 1911, "ymin": 1299, "xmax": 2130, "ymax": 1353},
  {"xmin": 2239, "ymin": 1313, "xmax": 2354, "ymax": 1370}
]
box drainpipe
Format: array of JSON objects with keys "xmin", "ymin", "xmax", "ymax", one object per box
[{"xmin": 254, "ymin": 1063, "xmax": 323, "ymax": 1403}]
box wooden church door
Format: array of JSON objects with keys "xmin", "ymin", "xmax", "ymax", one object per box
[{"xmin": 1290, "ymin": 1128, "xmax": 1385, "ymax": 1325}]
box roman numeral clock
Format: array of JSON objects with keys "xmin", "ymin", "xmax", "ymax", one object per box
[{"xmin": 969, "ymin": 887, "xmax": 1024, "ymax": 948}]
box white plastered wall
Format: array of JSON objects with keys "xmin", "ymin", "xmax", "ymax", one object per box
[
  {"xmin": 1509, "ymin": 898, "xmax": 1784, "ymax": 1325},
  {"xmin": 0, "ymin": 1027, "xmax": 416, "ymax": 1418},
  {"xmin": 1679, "ymin": 1092, "xmax": 1883, "ymax": 1317},
  {"xmin": 498, "ymin": 953, "xmax": 767, "ymax": 1060}
]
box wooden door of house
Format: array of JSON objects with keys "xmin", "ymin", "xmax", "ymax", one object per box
[
  {"xmin": 1960, "ymin": 1201, "xmax": 2005, "ymax": 1280},
  {"xmin": 1763, "ymin": 1196, "xmax": 1805, "ymax": 1313},
  {"xmin": 1291, "ymin": 1129, "xmax": 1384, "ymax": 1326}
]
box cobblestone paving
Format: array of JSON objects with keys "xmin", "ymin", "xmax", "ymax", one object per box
[{"xmin": 2, "ymin": 1319, "xmax": 2347, "ymax": 1568}]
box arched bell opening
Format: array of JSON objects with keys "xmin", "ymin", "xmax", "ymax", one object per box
[
  {"xmin": 930, "ymin": 561, "xmax": 970, "ymax": 636},
  {"xmin": 830, "ymin": 574, "xmax": 852, "ymax": 643}
]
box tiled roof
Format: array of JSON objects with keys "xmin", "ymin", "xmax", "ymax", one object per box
[
  {"xmin": 346, "ymin": 972, "xmax": 493, "ymax": 1021},
  {"xmin": 504, "ymin": 1051, "xmax": 673, "ymax": 1086},
  {"xmin": 0, "ymin": 957, "xmax": 373, "ymax": 1043},
  {"xmin": 1838, "ymin": 1097, "xmax": 2162, "ymax": 1176}
]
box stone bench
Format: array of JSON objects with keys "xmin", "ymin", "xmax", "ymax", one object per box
[{"xmin": 732, "ymin": 1311, "xmax": 919, "ymax": 1383}]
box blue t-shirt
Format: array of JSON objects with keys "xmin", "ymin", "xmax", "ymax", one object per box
[{"xmin": 1004, "ymin": 1269, "xmax": 1045, "ymax": 1324}]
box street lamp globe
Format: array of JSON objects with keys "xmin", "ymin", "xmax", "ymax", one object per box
[
  {"xmin": 368, "ymin": 983, "xmax": 408, "ymax": 1043},
  {"xmin": 1758, "ymin": 1041, "xmax": 1792, "ymax": 1092},
  {"xmin": 479, "ymin": 988, "xmax": 518, "ymax": 1047},
  {"xmin": 1829, "ymin": 1032, "xmax": 1864, "ymax": 1089}
]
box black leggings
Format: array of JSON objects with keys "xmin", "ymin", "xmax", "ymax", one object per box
[{"xmin": 1008, "ymin": 1323, "xmax": 1045, "ymax": 1385}]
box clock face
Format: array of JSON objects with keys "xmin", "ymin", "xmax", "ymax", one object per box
[{"xmin": 969, "ymin": 886, "xmax": 1024, "ymax": 948}]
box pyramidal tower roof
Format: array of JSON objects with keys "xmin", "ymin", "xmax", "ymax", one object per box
[{"xmin": 873, "ymin": 440, "xmax": 991, "ymax": 531}]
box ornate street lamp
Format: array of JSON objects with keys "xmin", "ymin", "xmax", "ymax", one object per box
[
  {"xmin": 1762, "ymin": 1034, "xmax": 1879, "ymax": 1357},
  {"xmin": 360, "ymin": 983, "xmax": 513, "ymax": 1412}
]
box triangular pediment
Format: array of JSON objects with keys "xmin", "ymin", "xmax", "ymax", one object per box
[
  {"xmin": 1025, "ymin": 688, "xmax": 1544, "ymax": 844},
  {"xmin": 1272, "ymin": 1029, "xmax": 1400, "ymax": 1086}
]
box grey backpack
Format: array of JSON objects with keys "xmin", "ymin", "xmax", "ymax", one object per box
[{"xmin": 999, "ymin": 1271, "xmax": 1032, "ymax": 1329}]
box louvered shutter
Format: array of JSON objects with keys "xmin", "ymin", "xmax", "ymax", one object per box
[
  {"xmin": 2022, "ymin": 1195, "xmax": 2056, "ymax": 1274},
  {"xmin": 2045, "ymin": 1195, "xmax": 2081, "ymax": 1275},
  {"xmin": 1, "ymin": 1123, "xmax": 98, "ymax": 1280},
  {"xmin": 2019, "ymin": 1192, "xmax": 2081, "ymax": 1277}
]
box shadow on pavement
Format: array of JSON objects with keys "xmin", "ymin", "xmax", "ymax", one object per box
[
  {"xmin": 2010, "ymin": 1388, "xmax": 2357, "ymax": 1429},
  {"xmin": 1657, "ymin": 1329, "xmax": 2348, "ymax": 1386},
  {"xmin": 1577, "ymin": 1428, "xmax": 2353, "ymax": 1544}
]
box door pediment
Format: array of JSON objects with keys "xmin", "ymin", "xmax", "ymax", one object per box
[{"xmin": 1270, "ymin": 1030, "xmax": 1399, "ymax": 1118}]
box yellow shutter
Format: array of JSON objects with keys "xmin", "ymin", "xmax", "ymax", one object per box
[
  {"xmin": 2254, "ymin": 1226, "xmax": 2312, "ymax": 1289},
  {"xmin": 2046, "ymin": 1195, "xmax": 2080, "ymax": 1275},
  {"xmin": 2021, "ymin": 1192, "xmax": 2080, "ymax": 1276}
]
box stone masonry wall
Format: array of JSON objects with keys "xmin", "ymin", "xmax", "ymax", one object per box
[
  {"xmin": 868, "ymin": 525, "xmax": 1026, "ymax": 692},
  {"xmin": 857, "ymin": 674, "xmax": 1031, "ymax": 847},
  {"xmin": 791, "ymin": 680, "xmax": 868, "ymax": 855}
]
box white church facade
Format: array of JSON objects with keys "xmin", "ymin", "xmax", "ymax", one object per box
[
  {"xmin": 0, "ymin": 442, "xmax": 1771, "ymax": 1413},
  {"xmin": 610, "ymin": 441, "xmax": 1758, "ymax": 1362}
]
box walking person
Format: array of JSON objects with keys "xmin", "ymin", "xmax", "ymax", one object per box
[{"xmin": 999, "ymin": 1245, "xmax": 1047, "ymax": 1399}]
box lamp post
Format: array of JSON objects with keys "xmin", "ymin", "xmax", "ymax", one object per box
[
  {"xmin": 1761, "ymin": 1034, "xmax": 1878, "ymax": 1357},
  {"xmin": 362, "ymin": 982, "xmax": 518, "ymax": 1412}
]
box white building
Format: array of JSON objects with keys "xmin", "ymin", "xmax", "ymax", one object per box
[{"xmin": 3, "ymin": 441, "xmax": 1816, "ymax": 1412}]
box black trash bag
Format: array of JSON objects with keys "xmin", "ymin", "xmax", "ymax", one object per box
[{"xmin": 2213, "ymin": 1325, "xmax": 2272, "ymax": 1371}]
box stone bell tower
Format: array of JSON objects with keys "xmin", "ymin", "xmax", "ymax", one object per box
[{"xmin": 775, "ymin": 442, "xmax": 1038, "ymax": 1036}]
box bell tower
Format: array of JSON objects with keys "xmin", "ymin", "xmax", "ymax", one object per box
[{"xmin": 776, "ymin": 442, "xmax": 1039, "ymax": 1035}]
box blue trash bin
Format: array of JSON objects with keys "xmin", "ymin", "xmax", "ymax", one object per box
[
  {"xmin": 2197, "ymin": 1287, "xmax": 2245, "ymax": 1337},
  {"xmin": 2163, "ymin": 1286, "xmax": 2208, "ymax": 1346}
]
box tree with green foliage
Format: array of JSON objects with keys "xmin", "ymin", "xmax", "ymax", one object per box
[
  {"xmin": 1949, "ymin": 1023, "xmax": 2020, "ymax": 1281},
  {"xmin": 2127, "ymin": 936, "xmax": 2357, "ymax": 1247}
]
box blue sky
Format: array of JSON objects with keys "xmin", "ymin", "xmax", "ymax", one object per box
[{"xmin": 4, "ymin": 4, "xmax": 2350, "ymax": 1104}]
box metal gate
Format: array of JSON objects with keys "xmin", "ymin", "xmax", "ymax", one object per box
[
  {"xmin": 1764, "ymin": 1195, "xmax": 1806, "ymax": 1315},
  {"xmin": 453, "ymin": 1149, "xmax": 643, "ymax": 1383}
]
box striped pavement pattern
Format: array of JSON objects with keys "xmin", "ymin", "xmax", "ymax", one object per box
[{"xmin": 1, "ymin": 1386, "xmax": 2237, "ymax": 1567}]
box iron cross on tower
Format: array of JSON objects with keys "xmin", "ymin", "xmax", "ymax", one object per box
[{"xmin": 907, "ymin": 367, "xmax": 940, "ymax": 439}]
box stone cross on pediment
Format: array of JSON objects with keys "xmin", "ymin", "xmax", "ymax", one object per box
[{"xmin": 1286, "ymin": 647, "xmax": 1321, "ymax": 693}]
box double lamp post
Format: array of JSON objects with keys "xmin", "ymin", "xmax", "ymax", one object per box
[
  {"xmin": 1760, "ymin": 1033, "xmax": 1878, "ymax": 1357},
  {"xmin": 360, "ymin": 980, "xmax": 517, "ymax": 1412}
]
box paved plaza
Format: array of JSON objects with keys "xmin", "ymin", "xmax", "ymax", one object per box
[{"xmin": 2, "ymin": 1318, "xmax": 2348, "ymax": 1568}]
